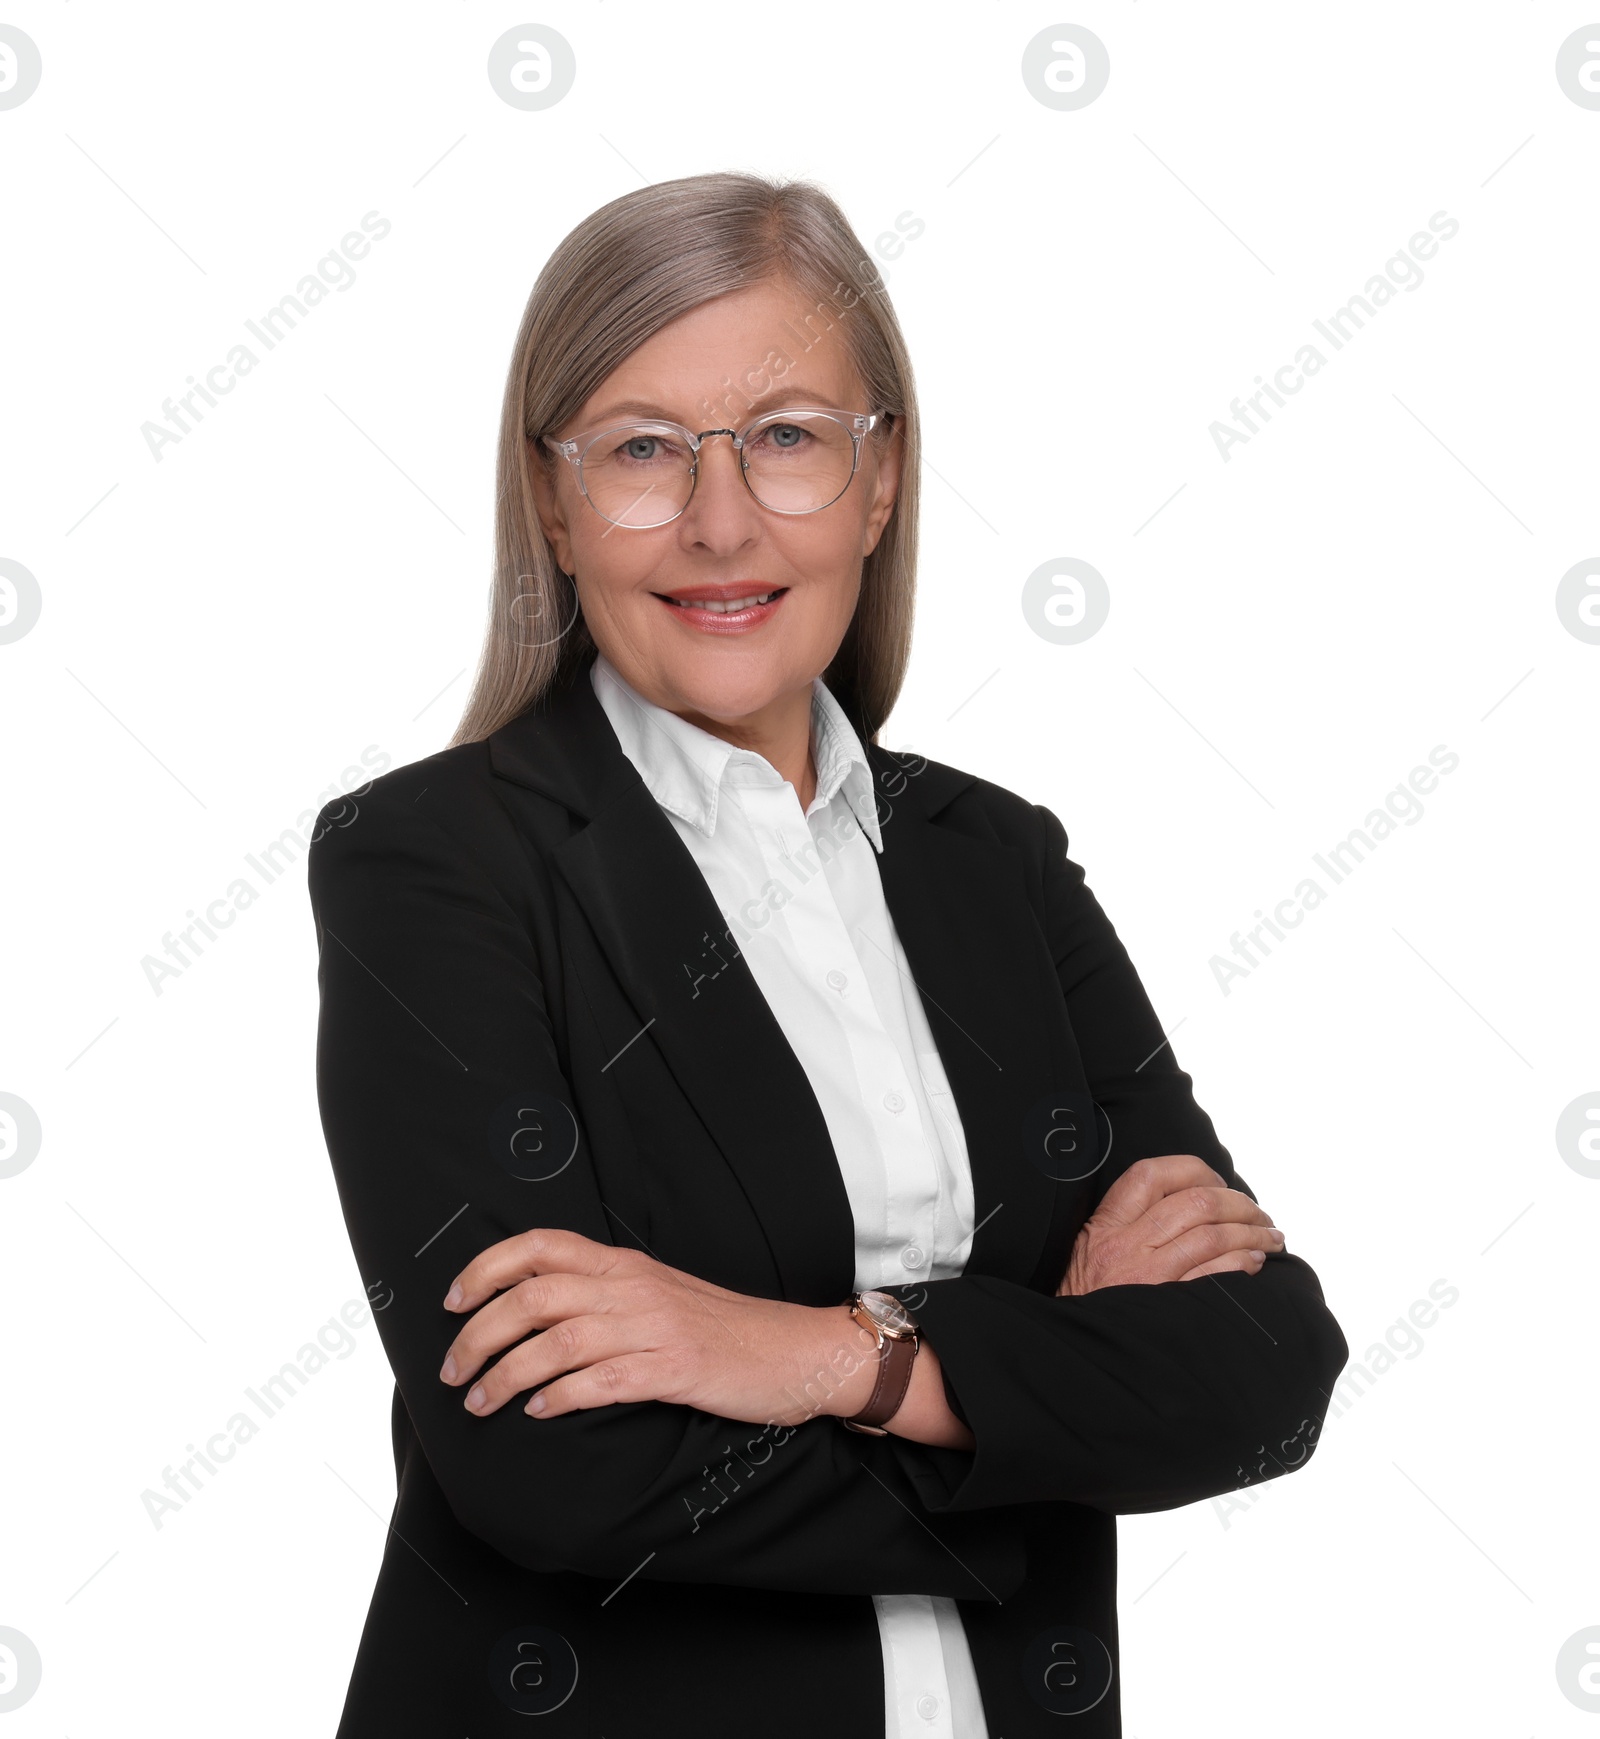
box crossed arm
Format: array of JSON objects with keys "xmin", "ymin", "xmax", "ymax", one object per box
[
  {"xmin": 309, "ymin": 785, "xmax": 1347, "ymax": 1598},
  {"xmin": 432, "ymin": 1149, "xmax": 1289, "ymax": 1451}
]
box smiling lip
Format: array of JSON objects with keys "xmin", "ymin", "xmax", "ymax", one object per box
[{"xmin": 654, "ymin": 583, "xmax": 789, "ymax": 635}]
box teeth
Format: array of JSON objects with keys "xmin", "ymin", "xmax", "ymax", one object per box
[{"xmin": 680, "ymin": 591, "xmax": 777, "ymax": 613}]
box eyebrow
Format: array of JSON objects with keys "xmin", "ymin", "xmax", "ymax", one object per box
[{"xmin": 580, "ymin": 385, "xmax": 850, "ymax": 429}]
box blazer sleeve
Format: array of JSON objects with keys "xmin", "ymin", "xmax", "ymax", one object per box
[
  {"xmin": 306, "ymin": 782, "xmax": 1025, "ymax": 1601},
  {"xmin": 880, "ymin": 802, "xmax": 1350, "ymax": 1517}
]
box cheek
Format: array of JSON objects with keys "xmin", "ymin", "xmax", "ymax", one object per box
[
  {"xmin": 775, "ymin": 499, "xmax": 871, "ymax": 580},
  {"xmin": 570, "ymin": 520, "xmax": 666, "ymax": 599},
  {"xmin": 767, "ymin": 548, "xmax": 862, "ymax": 655}
]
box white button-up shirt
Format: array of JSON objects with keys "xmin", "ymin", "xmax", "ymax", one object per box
[{"xmin": 591, "ymin": 651, "xmax": 990, "ymax": 1739}]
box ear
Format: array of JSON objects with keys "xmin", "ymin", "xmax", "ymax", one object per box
[
  {"xmin": 859, "ymin": 417, "xmax": 903, "ymax": 558},
  {"xmin": 529, "ymin": 441, "xmax": 577, "ymax": 575}
]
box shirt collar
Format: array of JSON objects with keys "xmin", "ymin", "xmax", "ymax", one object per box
[{"xmin": 590, "ymin": 651, "xmax": 883, "ymax": 852}]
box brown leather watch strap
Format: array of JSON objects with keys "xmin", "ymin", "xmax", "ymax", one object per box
[{"xmin": 841, "ymin": 1321, "xmax": 918, "ymax": 1435}]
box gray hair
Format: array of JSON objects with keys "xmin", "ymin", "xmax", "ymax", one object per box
[{"xmin": 450, "ymin": 170, "xmax": 920, "ymax": 747}]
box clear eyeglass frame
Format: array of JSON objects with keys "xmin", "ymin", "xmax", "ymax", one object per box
[{"xmin": 542, "ymin": 406, "xmax": 883, "ymax": 529}]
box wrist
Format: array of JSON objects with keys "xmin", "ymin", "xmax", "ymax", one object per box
[
  {"xmin": 819, "ymin": 1303, "xmax": 883, "ymax": 1420},
  {"xmin": 834, "ymin": 1290, "xmax": 925, "ymax": 1435}
]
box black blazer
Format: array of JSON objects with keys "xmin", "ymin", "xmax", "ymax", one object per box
[{"xmin": 307, "ymin": 651, "xmax": 1348, "ymax": 1737}]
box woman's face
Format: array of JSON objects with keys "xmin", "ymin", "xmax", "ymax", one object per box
[{"xmin": 532, "ymin": 277, "xmax": 901, "ymax": 732}]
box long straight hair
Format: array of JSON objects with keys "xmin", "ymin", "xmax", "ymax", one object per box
[{"xmin": 449, "ymin": 172, "xmax": 921, "ymax": 748}]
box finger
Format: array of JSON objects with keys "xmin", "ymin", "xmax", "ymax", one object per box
[
  {"xmin": 1092, "ymin": 1154, "xmax": 1229, "ymax": 1226},
  {"xmin": 1139, "ymin": 1185, "xmax": 1280, "ymax": 1248},
  {"xmin": 1177, "ymin": 1247, "xmax": 1269, "ymax": 1282},
  {"xmin": 441, "ymin": 1274, "xmax": 609, "ymax": 1386},
  {"xmin": 457, "ymin": 1312, "xmax": 622, "ymax": 1415},
  {"xmin": 523, "ymin": 1351, "xmax": 675, "ymax": 1419},
  {"xmin": 444, "ymin": 1228, "xmax": 642, "ymax": 1313},
  {"xmin": 1149, "ymin": 1220, "xmax": 1279, "ymax": 1282}
]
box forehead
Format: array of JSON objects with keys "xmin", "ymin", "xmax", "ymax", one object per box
[{"xmin": 576, "ymin": 277, "xmax": 866, "ymax": 427}]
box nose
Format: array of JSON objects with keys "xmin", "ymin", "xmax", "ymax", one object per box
[{"xmin": 676, "ymin": 432, "xmax": 761, "ymax": 555}]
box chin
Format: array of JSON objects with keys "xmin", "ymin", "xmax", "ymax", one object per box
[{"xmin": 653, "ymin": 646, "xmax": 812, "ymax": 723}]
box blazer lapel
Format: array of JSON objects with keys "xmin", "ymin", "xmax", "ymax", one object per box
[
  {"xmin": 865, "ymin": 747, "xmax": 1095, "ymax": 1294},
  {"xmin": 490, "ymin": 662, "xmax": 859, "ymax": 1308}
]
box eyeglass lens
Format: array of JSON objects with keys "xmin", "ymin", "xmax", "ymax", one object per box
[{"xmin": 579, "ymin": 411, "xmax": 858, "ymax": 527}]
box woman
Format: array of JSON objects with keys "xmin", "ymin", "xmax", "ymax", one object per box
[{"xmin": 307, "ymin": 172, "xmax": 1348, "ymax": 1738}]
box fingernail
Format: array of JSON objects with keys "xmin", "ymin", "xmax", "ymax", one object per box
[
  {"xmin": 444, "ymin": 1283, "xmax": 463, "ymax": 1311},
  {"xmin": 1271, "ymin": 1229, "xmax": 1287, "ymax": 1245},
  {"xmin": 465, "ymin": 1385, "xmax": 486, "ymax": 1412},
  {"xmin": 526, "ymin": 1393, "xmax": 547, "ymax": 1416},
  {"xmin": 1249, "ymin": 1249, "xmax": 1266, "ymax": 1262},
  {"xmin": 439, "ymin": 1355, "xmax": 457, "ymax": 1384}
]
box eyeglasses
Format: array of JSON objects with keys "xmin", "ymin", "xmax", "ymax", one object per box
[{"xmin": 543, "ymin": 406, "xmax": 882, "ymax": 529}]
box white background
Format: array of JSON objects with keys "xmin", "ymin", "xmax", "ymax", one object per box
[{"xmin": 3, "ymin": 4, "xmax": 1597, "ymax": 1733}]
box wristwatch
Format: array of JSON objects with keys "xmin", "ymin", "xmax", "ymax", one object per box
[{"xmin": 840, "ymin": 1289, "xmax": 920, "ymax": 1435}]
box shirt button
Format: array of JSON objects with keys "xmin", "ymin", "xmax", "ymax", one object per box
[
  {"xmin": 901, "ymin": 1245, "xmax": 924, "ymax": 1269},
  {"xmin": 883, "ymin": 1091, "xmax": 906, "ymax": 1113},
  {"xmin": 826, "ymin": 969, "xmax": 848, "ymax": 992},
  {"xmin": 916, "ymin": 1693, "xmax": 940, "ymax": 1720}
]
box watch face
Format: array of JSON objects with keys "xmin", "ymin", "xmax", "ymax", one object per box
[{"xmin": 860, "ymin": 1289, "xmax": 917, "ymax": 1336}]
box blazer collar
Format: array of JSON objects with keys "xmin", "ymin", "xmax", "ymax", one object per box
[
  {"xmin": 486, "ymin": 652, "xmax": 1085, "ymax": 1305},
  {"xmin": 487, "ymin": 649, "xmax": 977, "ymax": 828}
]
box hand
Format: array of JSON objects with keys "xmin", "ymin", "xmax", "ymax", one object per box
[
  {"xmin": 1057, "ymin": 1154, "xmax": 1286, "ymax": 1296},
  {"xmin": 437, "ymin": 1228, "xmax": 879, "ymax": 1429}
]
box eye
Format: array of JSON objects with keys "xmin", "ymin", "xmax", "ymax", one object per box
[
  {"xmin": 758, "ymin": 421, "xmax": 810, "ymax": 452},
  {"xmin": 597, "ymin": 430, "xmax": 687, "ymax": 466}
]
